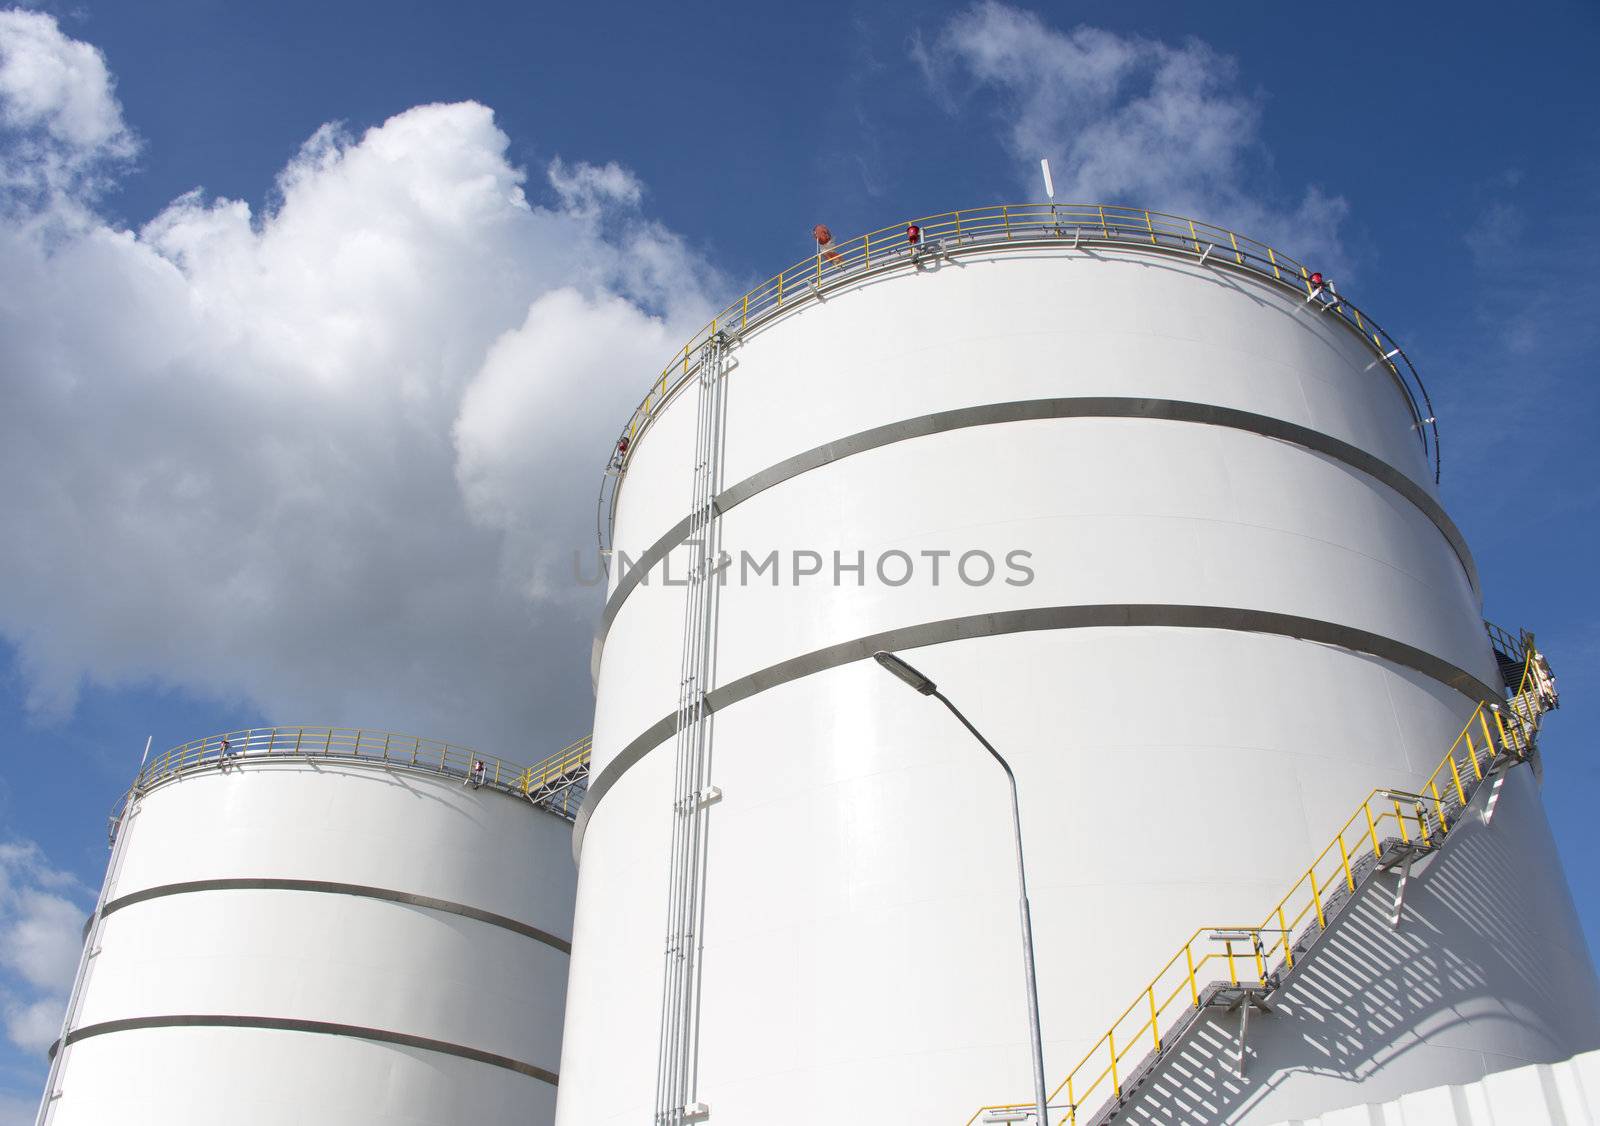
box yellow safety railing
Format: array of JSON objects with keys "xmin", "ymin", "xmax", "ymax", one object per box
[
  {"xmin": 522, "ymin": 733, "xmax": 595, "ymax": 794},
  {"xmin": 600, "ymin": 203, "xmax": 1440, "ymax": 559},
  {"xmin": 965, "ymin": 646, "xmax": 1549, "ymax": 1126},
  {"xmin": 128, "ymin": 725, "xmax": 593, "ymax": 812}
]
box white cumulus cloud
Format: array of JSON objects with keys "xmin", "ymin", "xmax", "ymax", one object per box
[
  {"xmin": 0, "ymin": 840, "xmax": 87, "ymax": 1055},
  {"xmin": 0, "ymin": 13, "xmax": 716, "ymax": 754},
  {"xmin": 454, "ymin": 287, "xmax": 679, "ymax": 599},
  {"xmin": 0, "ymin": 8, "xmax": 134, "ymax": 205},
  {"xmin": 547, "ymin": 156, "xmax": 643, "ymax": 214},
  {"xmin": 913, "ymin": 2, "xmax": 1349, "ymax": 270}
]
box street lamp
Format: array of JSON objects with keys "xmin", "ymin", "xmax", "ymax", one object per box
[{"xmin": 872, "ymin": 651, "xmax": 1050, "ymax": 1125}]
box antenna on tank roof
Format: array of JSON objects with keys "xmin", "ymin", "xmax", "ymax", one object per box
[
  {"xmin": 1041, "ymin": 158, "xmax": 1060, "ymax": 234},
  {"xmin": 140, "ymin": 735, "xmax": 152, "ymax": 767}
]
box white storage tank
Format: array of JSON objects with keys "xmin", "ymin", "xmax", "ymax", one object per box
[
  {"xmin": 39, "ymin": 727, "xmax": 583, "ymax": 1126},
  {"xmin": 562, "ymin": 206, "xmax": 1600, "ymax": 1124}
]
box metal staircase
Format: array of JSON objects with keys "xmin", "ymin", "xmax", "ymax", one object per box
[
  {"xmin": 966, "ymin": 628, "xmax": 1556, "ymax": 1126},
  {"xmin": 519, "ymin": 736, "xmax": 593, "ymax": 820},
  {"xmin": 655, "ymin": 331, "xmax": 731, "ymax": 1126}
]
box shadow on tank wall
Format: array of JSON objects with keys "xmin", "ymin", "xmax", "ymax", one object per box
[{"xmin": 1092, "ymin": 764, "xmax": 1600, "ymax": 1126}]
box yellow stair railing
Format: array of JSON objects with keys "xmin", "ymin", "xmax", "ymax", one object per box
[
  {"xmin": 965, "ymin": 643, "xmax": 1551, "ymax": 1126},
  {"xmin": 517, "ymin": 733, "xmax": 595, "ymax": 818}
]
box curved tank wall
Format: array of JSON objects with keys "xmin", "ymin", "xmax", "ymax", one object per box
[
  {"xmin": 561, "ymin": 241, "xmax": 1600, "ymax": 1124},
  {"xmin": 43, "ymin": 752, "xmax": 576, "ymax": 1126}
]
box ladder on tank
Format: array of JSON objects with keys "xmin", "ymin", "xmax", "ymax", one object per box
[
  {"xmin": 36, "ymin": 781, "xmax": 143, "ymax": 1125},
  {"xmin": 655, "ymin": 332, "xmax": 731, "ymax": 1126}
]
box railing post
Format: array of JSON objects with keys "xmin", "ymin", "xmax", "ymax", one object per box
[
  {"xmin": 1492, "ymin": 705, "xmax": 1513, "ymax": 754},
  {"xmin": 1109, "ymin": 1030, "xmax": 1120, "ymax": 1097},
  {"xmin": 1432, "ymin": 783, "xmax": 1448, "ymax": 834},
  {"xmin": 1185, "ymin": 944, "xmax": 1199, "ymax": 1006},
  {"xmin": 1337, "ymin": 835, "xmax": 1355, "ymax": 892},
  {"xmin": 1003, "ymin": 205, "xmax": 1011, "ymax": 239},
  {"xmin": 1393, "ymin": 799, "xmax": 1410, "ymax": 844},
  {"xmin": 1277, "ymin": 907, "xmax": 1292, "ymax": 969},
  {"xmin": 1415, "ymin": 801, "xmax": 1432, "ymax": 847},
  {"xmin": 1224, "ymin": 940, "xmax": 1238, "ymax": 985},
  {"xmin": 1364, "ymin": 803, "xmax": 1382, "ymax": 858},
  {"xmin": 1492, "ymin": 706, "xmax": 1521, "ymax": 756},
  {"xmin": 1448, "ymin": 754, "xmax": 1468, "ymax": 805},
  {"xmin": 1309, "ymin": 868, "xmax": 1325, "ymax": 929},
  {"xmin": 864, "ymin": 232, "xmax": 870, "ymax": 269},
  {"xmin": 1149, "ymin": 986, "xmax": 1161, "ymax": 1052}
]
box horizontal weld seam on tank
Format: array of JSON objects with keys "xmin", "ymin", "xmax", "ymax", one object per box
[
  {"xmin": 599, "ymin": 511, "xmax": 695, "ymax": 634},
  {"xmin": 99, "ymin": 878, "xmax": 571, "ymax": 954},
  {"xmin": 574, "ymin": 604, "xmax": 1501, "ymax": 858},
  {"xmin": 51, "ymin": 1015, "xmax": 558, "ymax": 1084},
  {"xmin": 593, "ymin": 396, "xmax": 1476, "ymax": 657}
]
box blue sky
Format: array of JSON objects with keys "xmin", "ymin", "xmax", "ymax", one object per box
[{"xmin": 0, "ymin": 0, "xmax": 1596, "ymax": 1115}]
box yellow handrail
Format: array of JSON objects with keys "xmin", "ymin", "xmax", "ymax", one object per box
[
  {"xmin": 600, "ymin": 203, "xmax": 1441, "ymax": 560},
  {"xmin": 965, "ymin": 644, "xmax": 1552, "ymax": 1126},
  {"xmin": 519, "ymin": 733, "xmax": 595, "ymax": 793},
  {"xmin": 126, "ymin": 725, "xmax": 594, "ymax": 810}
]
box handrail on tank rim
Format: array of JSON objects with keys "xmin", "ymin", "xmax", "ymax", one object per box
[
  {"xmin": 594, "ymin": 202, "xmax": 1441, "ymax": 570},
  {"xmin": 106, "ymin": 726, "xmax": 594, "ymax": 842}
]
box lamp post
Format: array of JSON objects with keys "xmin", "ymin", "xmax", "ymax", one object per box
[{"xmin": 872, "ymin": 651, "xmax": 1050, "ymax": 1125}]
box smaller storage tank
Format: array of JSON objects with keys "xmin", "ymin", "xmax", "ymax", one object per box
[{"xmin": 37, "ymin": 727, "xmax": 584, "ymax": 1126}]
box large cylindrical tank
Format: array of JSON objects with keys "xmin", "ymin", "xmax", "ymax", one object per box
[
  {"xmin": 562, "ymin": 207, "xmax": 1600, "ymax": 1124},
  {"xmin": 41, "ymin": 728, "xmax": 577, "ymax": 1126}
]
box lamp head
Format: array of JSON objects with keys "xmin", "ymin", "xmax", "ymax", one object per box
[{"xmin": 873, "ymin": 651, "xmax": 937, "ymax": 696}]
